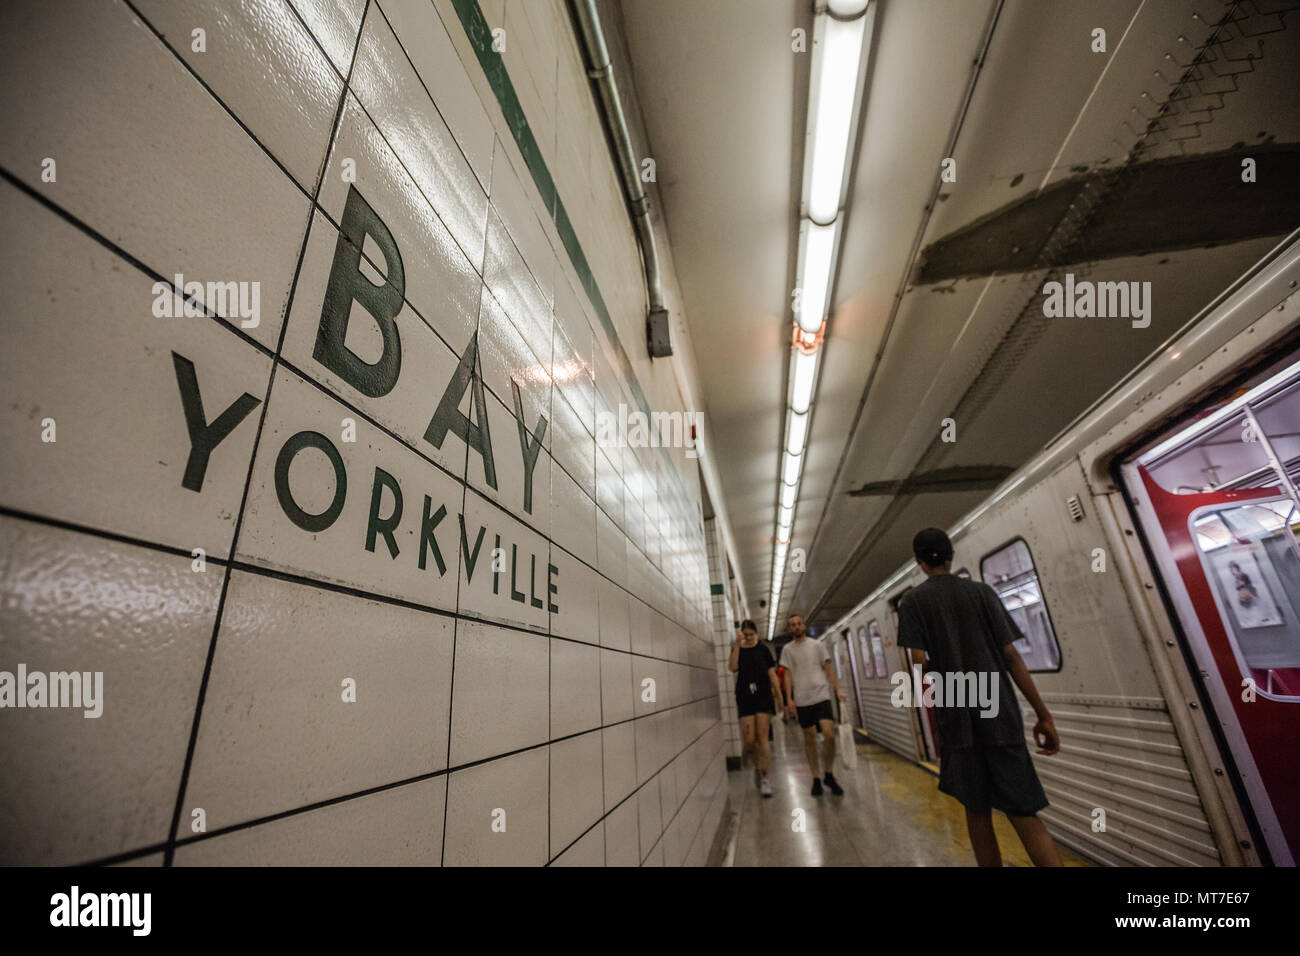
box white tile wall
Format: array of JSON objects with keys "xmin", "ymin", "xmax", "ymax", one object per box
[
  {"xmin": 704, "ymin": 517, "xmax": 744, "ymax": 762},
  {"xmin": 0, "ymin": 0, "xmax": 723, "ymax": 865}
]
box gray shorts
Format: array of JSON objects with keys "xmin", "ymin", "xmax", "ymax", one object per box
[{"xmin": 938, "ymin": 744, "xmax": 1049, "ymax": 817}]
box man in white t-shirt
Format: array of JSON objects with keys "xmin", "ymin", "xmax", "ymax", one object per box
[{"xmin": 780, "ymin": 614, "xmax": 847, "ymax": 797}]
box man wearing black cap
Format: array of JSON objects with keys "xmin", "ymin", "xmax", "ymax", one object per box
[{"xmin": 897, "ymin": 527, "xmax": 1063, "ymax": 866}]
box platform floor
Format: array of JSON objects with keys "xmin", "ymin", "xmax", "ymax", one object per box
[{"xmin": 719, "ymin": 717, "xmax": 1093, "ymax": 867}]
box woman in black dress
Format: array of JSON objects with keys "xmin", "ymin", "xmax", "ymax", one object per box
[{"xmin": 729, "ymin": 619, "xmax": 785, "ymax": 798}]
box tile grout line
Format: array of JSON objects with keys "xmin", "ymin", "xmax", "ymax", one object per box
[
  {"xmin": 159, "ymin": 0, "xmax": 375, "ymax": 867},
  {"xmin": 93, "ymin": 707, "xmax": 722, "ymax": 867}
]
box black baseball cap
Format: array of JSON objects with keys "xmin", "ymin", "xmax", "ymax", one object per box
[{"xmin": 912, "ymin": 528, "xmax": 953, "ymax": 567}]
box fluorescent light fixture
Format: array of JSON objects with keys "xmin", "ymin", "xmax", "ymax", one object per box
[
  {"xmin": 780, "ymin": 481, "xmax": 798, "ymax": 509},
  {"xmin": 786, "ymin": 409, "xmax": 809, "ymax": 456},
  {"xmin": 778, "ymin": 504, "xmax": 794, "ymax": 527},
  {"xmin": 828, "ymin": 0, "xmax": 869, "ymax": 14},
  {"xmin": 790, "ymin": 349, "xmax": 819, "ymax": 414},
  {"xmin": 807, "ymin": 15, "xmax": 867, "ymax": 223},
  {"xmin": 781, "ymin": 450, "xmax": 802, "ymax": 486},
  {"xmin": 797, "ymin": 221, "xmax": 836, "ymax": 333},
  {"xmin": 777, "ymin": 513, "xmax": 793, "ymax": 537}
]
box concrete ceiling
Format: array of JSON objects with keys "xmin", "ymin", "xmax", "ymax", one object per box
[{"xmin": 620, "ymin": 0, "xmax": 1300, "ymax": 634}]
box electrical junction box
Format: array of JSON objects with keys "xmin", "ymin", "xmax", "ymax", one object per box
[{"xmin": 647, "ymin": 307, "xmax": 672, "ymax": 358}]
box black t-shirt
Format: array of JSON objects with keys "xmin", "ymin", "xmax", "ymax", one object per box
[
  {"xmin": 735, "ymin": 643, "xmax": 776, "ymax": 698},
  {"xmin": 896, "ymin": 574, "xmax": 1025, "ymax": 749}
]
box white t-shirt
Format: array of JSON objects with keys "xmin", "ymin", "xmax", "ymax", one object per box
[{"xmin": 781, "ymin": 638, "xmax": 832, "ymax": 706}]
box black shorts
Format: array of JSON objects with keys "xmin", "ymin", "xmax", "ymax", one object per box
[
  {"xmin": 938, "ymin": 744, "xmax": 1049, "ymax": 817},
  {"xmin": 736, "ymin": 687, "xmax": 775, "ymax": 718},
  {"xmin": 795, "ymin": 699, "xmax": 835, "ymax": 729}
]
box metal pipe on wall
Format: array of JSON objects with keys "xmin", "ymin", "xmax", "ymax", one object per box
[{"xmin": 569, "ymin": 0, "xmax": 665, "ymax": 320}]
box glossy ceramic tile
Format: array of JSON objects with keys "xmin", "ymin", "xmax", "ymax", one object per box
[
  {"xmin": 489, "ymin": 137, "xmax": 555, "ymax": 307},
  {"xmin": 600, "ymin": 649, "xmax": 635, "ymax": 728},
  {"xmin": 465, "ymin": 389, "xmax": 552, "ymax": 536},
  {"xmin": 0, "ymin": 182, "xmax": 272, "ymax": 557},
  {"xmin": 448, "ymin": 619, "xmax": 547, "ymax": 766},
  {"xmin": 132, "ymin": 0, "xmax": 342, "ymax": 190},
  {"xmin": 316, "ymin": 95, "xmax": 482, "ymax": 358},
  {"xmin": 483, "ymin": 207, "xmax": 553, "ymax": 365},
  {"xmin": 184, "ymin": 571, "xmax": 454, "ymax": 829},
  {"xmin": 0, "ymin": 518, "xmax": 220, "ymax": 865},
  {"xmin": 601, "ymin": 723, "xmax": 637, "ymax": 812},
  {"xmin": 549, "ymin": 637, "xmax": 602, "ymax": 738},
  {"xmin": 550, "ymin": 386, "xmax": 595, "ymax": 500},
  {"xmin": 288, "ymin": 0, "xmax": 366, "ymax": 76},
  {"xmin": 547, "ymin": 545, "xmax": 599, "ymax": 645},
  {"xmin": 282, "ymin": 210, "xmax": 473, "ymax": 481},
  {"xmin": 551, "ymin": 819, "xmax": 603, "ymax": 866},
  {"xmin": 350, "ymin": 8, "xmax": 489, "ymax": 270},
  {"xmin": 597, "ymin": 576, "xmax": 630, "ymax": 652},
  {"xmin": 375, "ymin": 0, "xmax": 494, "ymax": 189},
  {"xmin": 174, "ymin": 777, "xmax": 445, "ymax": 865},
  {"xmin": 596, "ymin": 507, "xmax": 629, "ymax": 588},
  {"xmin": 549, "ymin": 729, "xmax": 604, "ymax": 853},
  {"xmin": 637, "ymin": 779, "xmax": 663, "ymax": 859},
  {"xmin": 0, "ymin": 0, "xmax": 308, "ymax": 353},
  {"xmin": 602, "ymin": 797, "xmax": 640, "ymax": 867},
  {"xmin": 443, "ymin": 747, "xmax": 548, "ymax": 866},
  {"xmin": 549, "ymin": 462, "xmax": 597, "ymax": 569},
  {"xmin": 456, "ymin": 487, "xmax": 551, "ymax": 632},
  {"xmin": 476, "ymin": 285, "xmax": 553, "ymax": 444},
  {"xmin": 236, "ymin": 368, "xmax": 466, "ymax": 611}
]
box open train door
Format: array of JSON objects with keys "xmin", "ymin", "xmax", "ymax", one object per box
[{"xmin": 1120, "ymin": 355, "xmax": 1300, "ymax": 866}]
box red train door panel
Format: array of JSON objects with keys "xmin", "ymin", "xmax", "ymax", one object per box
[{"xmin": 1139, "ymin": 467, "xmax": 1300, "ymax": 864}]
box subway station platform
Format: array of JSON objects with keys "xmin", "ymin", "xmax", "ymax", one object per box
[
  {"xmin": 2, "ymin": 0, "xmax": 1298, "ymax": 877},
  {"xmin": 715, "ymin": 722, "xmax": 1092, "ymax": 867}
]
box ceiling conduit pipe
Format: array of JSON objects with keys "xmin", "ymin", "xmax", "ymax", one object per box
[{"xmin": 570, "ymin": 0, "xmax": 670, "ymax": 357}]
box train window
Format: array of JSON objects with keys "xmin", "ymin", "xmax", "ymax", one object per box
[
  {"xmin": 1190, "ymin": 497, "xmax": 1300, "ymax": 701},
  {"xmin": 979, "ymin": 539, "xmax": 1063, "ymax": 672},
  {"xmin": 887, "ymin": 587, "xmax": 912, "ymax": 632},
  {"xmin": 856, "ymin": 625, "xmax": 874, "ymax": 678},
  {"xmin": 868, "ymin": 620, "xmax": 888, "ymax": 676}
]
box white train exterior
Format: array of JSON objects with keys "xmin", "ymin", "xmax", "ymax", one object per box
[{"xmin": 822, "ymin": 230, "xmax": 1300, "ymax": 867}]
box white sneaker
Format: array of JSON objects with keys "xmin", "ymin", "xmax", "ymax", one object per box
[{"xmin": 760, "ymin": 777, "xmax": 773, "ymax": 798}]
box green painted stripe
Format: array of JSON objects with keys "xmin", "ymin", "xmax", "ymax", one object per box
[{"xmin": 448, "ymin": 0, "xmax": 690, "ymax": 506}]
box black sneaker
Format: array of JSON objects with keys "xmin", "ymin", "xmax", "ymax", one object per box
[
  {"xmin": 824, "ymin": 772, "xmax": 844, "ymax": 796},
  {"xmin": 811, "ymin": 778, "xmax": 823, "ymax": 797}
]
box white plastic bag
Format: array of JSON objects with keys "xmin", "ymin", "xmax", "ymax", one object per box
[{"xmin": 837, "ymin": 706, "xmax": 858, "ymax": 771}]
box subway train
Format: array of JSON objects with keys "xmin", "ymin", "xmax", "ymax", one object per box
[{"xmin": 820, "ymin": 230, "xmax": 1300, "ymax": 867}]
